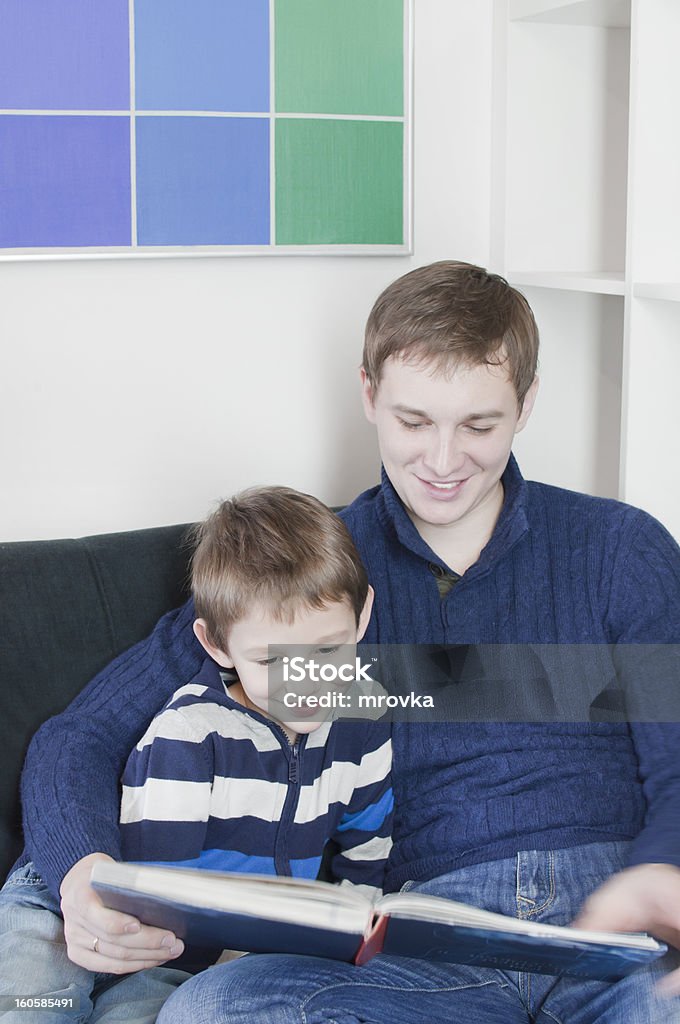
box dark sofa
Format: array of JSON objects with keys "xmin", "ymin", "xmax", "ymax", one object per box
[{"xmin": 0, "ymin": 523, "xmax": 195, "ymax": 883}]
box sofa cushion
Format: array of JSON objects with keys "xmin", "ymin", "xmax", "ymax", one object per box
[{"xmin": 0, "ymin": 523, "xmax": 193, "ymax": 880}]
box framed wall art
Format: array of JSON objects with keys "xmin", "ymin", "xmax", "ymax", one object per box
[{"xmin": 0, "ymin": 0, "xmax": 412, "ymax": 259}]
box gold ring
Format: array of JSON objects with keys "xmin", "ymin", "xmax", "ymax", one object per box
[{"xmin": 92, "ymin": 936, "xmax": 100, "ymax": 954}]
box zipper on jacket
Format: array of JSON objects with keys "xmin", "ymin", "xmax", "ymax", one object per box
[
  {"xmin": 288, "ymin": 742, "xmax": 299, "ymax": 783},
  {"xmin": 274, "ymin": 733, "xmax": 304, "ymax": 875}
]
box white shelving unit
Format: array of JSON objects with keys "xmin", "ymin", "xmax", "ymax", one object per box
[
  {"xmin": 508, "ymin": 271, "xmax": 625, "ymax": 296},
  {"xmin": 633, "ymin": 284, "xmax": 680, "ymax": 302},
  {"xmin": 491, "ymin": 0, "xmax": 680, "ymax": 539}
]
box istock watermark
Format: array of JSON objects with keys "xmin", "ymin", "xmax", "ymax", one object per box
[
  {"xmin": 267, "ymin": 646, "xmax": 437, "ymax": 723},
  {"xmin": 265, "ymin": 644, "xmax": 680, "ymax": 724},
  {"xmin": 282, "ymin": 655, "xmax": 376, "ymax": 684}
]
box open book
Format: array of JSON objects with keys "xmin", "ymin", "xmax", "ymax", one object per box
[{"xmin": 91, "ymin": 862, "xmax": 667, "ymax": 981}]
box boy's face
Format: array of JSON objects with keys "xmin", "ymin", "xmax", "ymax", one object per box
[
  {"xmin": 361, "ymin": 356, "xmax": 537, "ymax": 539},
  {"xmin": 195, "ymin": 594, "xmax": 373, "ymax": 740}
]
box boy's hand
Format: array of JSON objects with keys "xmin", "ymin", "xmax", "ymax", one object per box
[
  {"xmin": 59, "ymin": 852, "xmax": 185, "ymax": 974},
  {"xmin": 572, "ymin": 862, "xmax": 680, "ymax": 995}
]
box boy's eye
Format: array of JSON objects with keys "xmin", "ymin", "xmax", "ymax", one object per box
[
  {"xmin": 466, "ymin": 425, "xmax": 493, "ymax": 435},
  {"xmin": 316, "ymin": 645, "xmax": 340, "ymax": 656},
  {"xmin": 256, "ymin": 656, "xmax": 281, "ymax": 667}
]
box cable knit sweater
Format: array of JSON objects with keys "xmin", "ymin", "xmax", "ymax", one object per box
[{"xmin": 19, "ymin": 457, "xmax": 680, "ymax": 897}]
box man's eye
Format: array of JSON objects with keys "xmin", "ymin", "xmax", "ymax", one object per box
[
  {"xmin": 467, "ymin": 425, "xmax": 493, "ymax": 435},
  {"xmin": 397, "ymin": 417, "xmax": 426, "ymax": 431},
  {"xmin": 257, "ymin": 656, "xmax": 281, "ymax": 667},
  {"xmin": 316, "ymin": 645, "xmax": 340, "ymax": 655}
]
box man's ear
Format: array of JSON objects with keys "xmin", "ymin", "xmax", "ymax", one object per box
[
  {"xmin": 356, "ymin": 585, "xmax": 375, "ymax": 642},
  {"xmin": 359, "ymin": 367, "xmax": 378, "ymax": 424},
  {"xmin": 193, "ymin": 619, "xmax": 234, "ymax": 668},
  {"xmin": 515, "ymin": 376, "xmax": 539, "ymax": 434}
]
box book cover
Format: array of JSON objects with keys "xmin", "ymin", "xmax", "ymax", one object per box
[{"xmin": 91, "ymin": 862, "xmax": 667, "ymax": 981}]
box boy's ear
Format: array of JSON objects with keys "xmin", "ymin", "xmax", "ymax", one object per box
[
  {"xmin": 193, "ymin": 619, "xmax": 234, "ymax": 668},
  {"xmin": 515, "ymin": 376, "xmax": 539, "ymax": 434},
  {"xmin": 359, "ymin": 368, "xmax": 377, "ymax": 424},
  {"xmin": 356, "ymin": 585, "xmax": 375, "ymax": 642}
]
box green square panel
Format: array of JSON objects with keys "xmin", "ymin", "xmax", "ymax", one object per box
[
  {"xmin": 275, "ymin": 0, "xmax": 403, "ymax": 116},
  {"xmin": 276, "ymin": 118, "xmax": 403, "ymax": 245}
]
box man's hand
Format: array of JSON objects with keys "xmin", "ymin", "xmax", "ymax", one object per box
[
  {"xmin": 59, "ymin": 852, "xmax": 184, "ymax": 974},
  {"xmin": 572, "ymin": 862, "xmax": 680, "ymax": 995}
]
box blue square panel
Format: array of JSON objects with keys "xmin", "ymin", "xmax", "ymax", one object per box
[
  {"xmin": 0, "ymin": 0, "xmax": 129, "ymax": 109},
  {"xmin": 136, "ymin": 116, "xmax": 270, "ymax": 245},
  {"xmin": 135, "ymin": 0, "xmax": 269, "ymax": 112},
  {"xmin": 0, "ymin": 116, "xmax": 131, "ymax": 248}
]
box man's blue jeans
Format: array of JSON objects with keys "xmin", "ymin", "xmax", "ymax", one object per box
[
  {"xmin": 0, "ymin": 863, "xmax": 191, "ymax": 1023},
  {"xmin": 158, "ymin": 841, "xmax": 680, "ymax": 1024}
]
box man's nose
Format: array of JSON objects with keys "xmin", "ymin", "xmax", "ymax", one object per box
[{"xmin": 424, "ymin": 430, "xmax": 465, "ymax": 477}]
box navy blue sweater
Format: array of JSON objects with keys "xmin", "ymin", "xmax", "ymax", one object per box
[
  {"xmin": 20, "ymin": 457, "xmax": 680, "ymax": 897},
  {"xmin": 343, "ymin": 457, "xmax": 680, "ymax": 891}
]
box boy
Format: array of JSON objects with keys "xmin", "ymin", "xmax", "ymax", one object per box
[
  {"xmin": 120, "ymin": 485, "xmax": 391, "ymax": 890},
  {"xmin": 0, "ymin": 486, "xmax": 392, "ymax": 1021}
]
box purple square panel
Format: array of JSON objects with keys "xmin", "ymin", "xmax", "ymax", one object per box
[
  {"xmin": 0, "ymin": 116, "xmax": 131, "ymax": 248},
  {"xmin": 0, "ymin": 0, "xmax": 130, "ymax": 109}
]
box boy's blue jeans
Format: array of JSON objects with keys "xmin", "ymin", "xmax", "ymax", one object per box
[
  {"xmin": 157, "ymin": 841, "xmax": 680, "ymax": 1024},
  {"xmin": 0, "ymin": 863, "xmax": 190, "ymax": 1023}
]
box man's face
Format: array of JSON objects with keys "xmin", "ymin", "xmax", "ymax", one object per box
[{"xmin": 361, "ymin": 356, "xmax": 537, "ymax": 535}]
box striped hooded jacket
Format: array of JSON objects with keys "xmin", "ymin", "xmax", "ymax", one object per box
[{"xmin": 120, "ymin": 658, "xmax": 393, "ymax": 892}]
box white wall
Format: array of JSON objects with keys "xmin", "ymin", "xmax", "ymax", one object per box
[{"xmin": 1, "ymin": 0, "xmax": 494, "ymax": 541}]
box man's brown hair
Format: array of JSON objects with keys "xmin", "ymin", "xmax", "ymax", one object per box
[
  {"xmin": 191, "ymin": 486, "xmax": 369, "ymax": 651},
  {"xmin": 363, "ymin": 261, "xmax": 539, "ymax": 406}
]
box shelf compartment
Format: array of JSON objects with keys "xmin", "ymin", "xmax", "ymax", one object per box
[
  {"xmin": 512, "ymin": 288, "xmax": 623, "ymax": 500},
  {"xmin": 510, "ymin": 0, "xmax": 630, "ymax": 27},
  {"xmin": 504, "ymin": 19, "xmax": 630, "ymax": 276}
]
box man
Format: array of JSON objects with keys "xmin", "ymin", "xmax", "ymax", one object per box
[{"xmin": 10, "ymin": 263, "xmax": 680, "ymax": 1022}]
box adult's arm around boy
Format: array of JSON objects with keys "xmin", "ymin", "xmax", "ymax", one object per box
[{"xmin": 21, "ymin": 598, "xmax": 201, "ymax": 894}]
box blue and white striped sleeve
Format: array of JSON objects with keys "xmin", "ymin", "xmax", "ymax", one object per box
[
  {"xmin": 330, "ymin": 725, "xmax": 393, "ymax": 894},
  {"xmin": 119, "ymin": 691, "xmax": 215, "ymax": 864}
]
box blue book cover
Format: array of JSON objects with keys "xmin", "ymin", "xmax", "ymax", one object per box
[
  {"xmin": 91, "ymin": 882, "xmax": 362, "ymax": 963},
  {"xmin": 380, "ymin": 915, "xmax": 665, "ymax": 981},
  {"xmin": 91, "ymin": 862, "xmax": 667, "ymax": 981}
]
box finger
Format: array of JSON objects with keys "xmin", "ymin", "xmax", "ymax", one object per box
[
  {"xmin": 70, "ymin": 897, "xmax": 183, "ymax": 949},
  {"xmin": 65, "ymin": 929, "xmax": 185, "ymax": 974},
  {"xmin": 63, "ymin": 919, "xmax": 185, "ymax": 971},
  {"xmin": 73, "ymin": 898, "xmax": 144, "ymax": 937},
  {"xmin": 92, "ymin": 913, "xmax": 181, "ymax": 949},
  {"xmin": 72, "ymin": 921, "xmax": 183, "ymax": 954},
  {"xmin": 97, "ymin": 922, "xmax": 184, "ymax": 951},
  {"xmin": 91, "ymin": 933, "xmax": 184, "ymax": 965},
  {"xmin": 571, "ymin": 898, "xmax": 642, "ymax": 933}
]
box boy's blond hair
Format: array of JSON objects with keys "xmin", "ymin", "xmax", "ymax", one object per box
[{"xmin": 191, "ymin": 487, "xmax": 368, "ymax": 651}]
